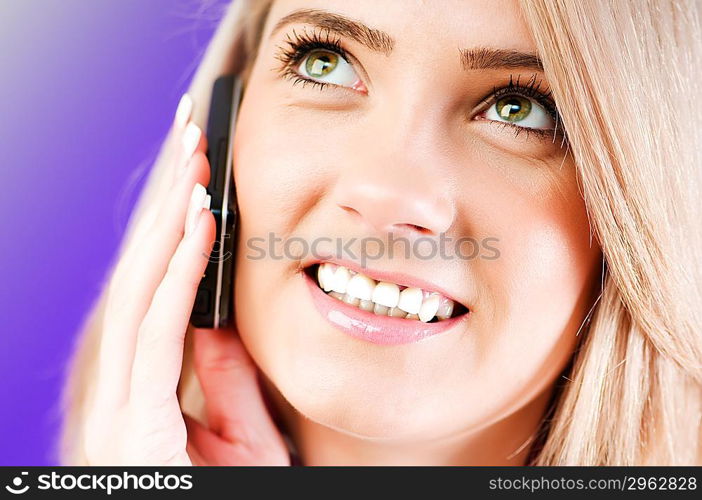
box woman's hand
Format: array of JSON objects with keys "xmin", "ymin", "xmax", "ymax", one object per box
[{"xmin": 83, "ymin": 95, "xmax": 290, "ymax": 466}]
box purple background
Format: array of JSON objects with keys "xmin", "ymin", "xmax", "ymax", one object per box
[{"xmin": 0, "ymin": 0, "xmax": 230, "ymax": 465}]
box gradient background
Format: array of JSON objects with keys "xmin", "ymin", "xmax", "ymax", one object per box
[{"xmin": 0, "ymin": 0, "xmax": 231, "ymax": 465}]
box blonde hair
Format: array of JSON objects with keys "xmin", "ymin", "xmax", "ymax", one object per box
[{"xmin": 57, "ymin": 0, "xmax": 702, "ymax": 465}]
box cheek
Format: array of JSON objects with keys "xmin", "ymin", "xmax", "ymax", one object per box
[
  {"xmin": 467, "ymin": 162, "xmax": 602, "ymax": 385},
  {"xmin": 499, "ymin": 189, "xmax": 599, "ymax": 331},
  {"xmin": 230, "ymin": 88, "xmax": 348, "ymax": 376},
  {"xmin": 233, "ymin": 116, "xmax": 313, "ymax": 232},
  {"xmin": 232, "ymin": 87, "xmax": 352, "ymax": 231},
  {"xmin": 401, "ymin": 162, "xmax": 603, "ymax": 434}
]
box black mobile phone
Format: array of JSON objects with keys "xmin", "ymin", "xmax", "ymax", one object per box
[{"xmin": 190, "ymin": 75, "xmax": 243, "ymax": 329}]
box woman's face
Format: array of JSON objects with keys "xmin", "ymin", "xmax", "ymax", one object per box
[{"xmin": 232, "ymin": 0, "xmax": 602, "ymax": 441}]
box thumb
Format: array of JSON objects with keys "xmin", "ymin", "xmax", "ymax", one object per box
[{"xmin": 191, "ymin": 326, "xmax": 284, "ymax": 448}]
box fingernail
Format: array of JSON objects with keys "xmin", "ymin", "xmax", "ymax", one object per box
[
  {"xmin": 185, "ymin": 183, "xmax": 210, "ymax": 238},
  {"xmin": 175, "ymin": 93, "xmax": 192, "ymax": 129},
  {"xmin": 182, "ymin": 122, "xmax": 201, "ymax": 160}
]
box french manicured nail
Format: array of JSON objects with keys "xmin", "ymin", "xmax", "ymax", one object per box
[
  {"xmin": 182, "ymin": 122, "xmax": 201, "ymax": 160},
  {"xmin": 175, "ymin": 93, "xmax": 192, "ymax": 129},
  {"xmin": 185, "ymin": 183, "xmax": 210, "ymax": 238}
]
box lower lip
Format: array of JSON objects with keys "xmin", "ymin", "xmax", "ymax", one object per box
[{"xmin": 303, "ymin": 270, "xmax": 468, "ymax": 345}]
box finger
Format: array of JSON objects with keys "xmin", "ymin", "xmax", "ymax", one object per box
[
  {"xmin": 126, "ymin": 396, "xmax": 192, "ymax": 466},
  {"xmin": 184, "ymin": 413, "xmax": 226, "ymax": 465},
  {"xmin": 128, "ymin": 199, "xmax": 215, "ymax": 412},
  {"xmin": 152, "ymin": 95, "xmax": 203, "ymax": 213},
  {"xmin": 184, "ymin": 413, "xmax": 289, "ymax": 466},
  {"xmin": 97, "ymin": 152, "xmax": 211, "ymax": 409},
  {"xmin": 116, "ymin": 92, "xmax": 206, "ymax": 289},
  {"xmin": 183, "ymin": 414, "xmax": 207, "ymax": 466},
  {"xmin": 170, "ymin": 94, "xmax": 196, "ymax": 182},
  {"xmin": 120, "ymin": 115, "xmax": 207, "ymax": 278},
  {"xmin": 192, "ymin": 326, "xmax": 284, "ymax": 448},
  {"xmin": 110, "ymin": 152, "xmax": 209, "ymax": 323}
]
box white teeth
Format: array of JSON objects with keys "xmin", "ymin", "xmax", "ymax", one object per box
[
  {"xmin": 318, "ymin": 264, "xmax": 335, "ymax": 292},
  {"xmin": 388, "ymin": 307, "xmax": 408, "ymax": 318},
  {"xmin": 418, "ymin": 293, "xmax": 441, "ymax": 323},
  {"xmin": 397, "ymin": 287, "xmax": 423, "ymax": 314},
  {"xmin": 371, "ymin": 281, "xmax": 401, "ymax": 308},
  {"xmin": 436, "ymin": 297, "xmax": 454, "ymax": 320},
  {"xmin": 315, "ymin": 264, "xmax": 461, "ymax": 321},
  {"xmin": 373, "ymin": 303, "xmax": 389, "ymax": 315},
  {"xmin": 359, "ymin": 299, "xmax": 375, "ymax": 311},
  {"xmin": 317, "ymin": 265, "xmax": 325, "ymax": 290},
  {"xmin": 346, "ymin": 273, "xmax": 376, "ymax": 301},
  {"xmin": 330, "ymin": 266, "xmax": 352, "ymax": 294},
  {"xmin": 342, "ymin": 293, "xmax": 360, "ymax": 306}
]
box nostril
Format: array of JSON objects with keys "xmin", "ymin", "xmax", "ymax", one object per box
[
  {"xmin": 337, "ymin": 203, "xmax": 437, "ymax": 236},
  {"xmin": 395, "ymin": 223, "xmax": 433, "ymax": 235},
  {"xmin": 339, "ymin": 205, "xmax": 361, "ymax": 218}
]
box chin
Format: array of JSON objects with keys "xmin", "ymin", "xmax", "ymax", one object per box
[
  {"xmin": 234, "ymin": 262, "xmax": 483, "ymax": 442},
  {"xmin": 271, "ymin": 357, "xmax": 470, "ymax": 441}
]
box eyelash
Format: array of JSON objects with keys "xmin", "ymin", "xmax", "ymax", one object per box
[
  {"xmin": 273, "ymin": 26, "xmax": 351, "ymax": 89},
  {"xmin": 273, "ymin": 27, "xmax": 565, "ymax": 143}
]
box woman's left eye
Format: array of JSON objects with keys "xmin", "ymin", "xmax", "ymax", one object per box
[
  {"xmin": 297, "ymin": 49, "xmax": 360, "ymax": 87},
  {"xmin": 482, "ymin": 95, "xmax": 556, "ymax": 130}
]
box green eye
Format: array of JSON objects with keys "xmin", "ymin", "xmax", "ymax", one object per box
[
  {"xmin": 305, "ymin": 50, "xmax": 339, "ymax": 78},
  {"xmin": 496, "ymin": 96, "xmax": 532, "ymax": 122},
  {"xmin": 298, "ymin": 48, "xmax": 360, "ymax": 89},
  {"xmin": 485, "ymin": 92, "xmax": 555, "ymax": 131}
]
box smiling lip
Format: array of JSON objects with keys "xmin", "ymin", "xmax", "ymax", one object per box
[
  {"xmin": 302, "ymin": 256, "xmax": 469, "ymax": 307},
  {"xmin": 303, "ymin": 268, "xmax": 470, "ymax": 346}
]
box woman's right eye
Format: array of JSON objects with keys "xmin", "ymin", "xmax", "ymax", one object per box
[{"xmin": 296, "ymin": 49, "xmax": 361, "ymax": 89}]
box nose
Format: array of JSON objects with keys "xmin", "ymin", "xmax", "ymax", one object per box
[
  {"xmin": 331, "ymin": 120, "xmax": 455, "ymax": 238},
  {"xmin": 335, "ymin": 160, "xmax": 454, "ymax": 236},
  {"xmin": 334, "ymin": 175, "xmax": 454, "ymax": 237}
]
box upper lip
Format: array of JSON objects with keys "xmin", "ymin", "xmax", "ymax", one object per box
[{"xmin": 302, "ymin": 256, "xmax": 471, "ymax": 310}]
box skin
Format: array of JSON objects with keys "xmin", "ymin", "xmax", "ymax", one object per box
[
  {"xmin": 84, "ymin": 103, "xmax": 289, "ymax": 465},
  {"xmin": 232, "ymin": 0, "xmax": 603, "ymax": 464},
  {"xmin": 85, "ymin": 0, "xmax": 602, "ymax": 466}
]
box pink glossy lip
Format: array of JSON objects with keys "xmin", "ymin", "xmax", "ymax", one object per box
[{"xmin": 303, "ymin": 269, "xmax": 469, "ymax": 346}]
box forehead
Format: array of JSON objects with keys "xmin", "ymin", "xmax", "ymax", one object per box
[{"xmin": 266, "ymin": 0, "xmax": 537, "ymax": 53}]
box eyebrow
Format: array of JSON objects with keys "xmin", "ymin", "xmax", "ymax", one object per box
[{"xmin": 269, "ymin": 8, "xmax": 544, "ymax": 72}]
